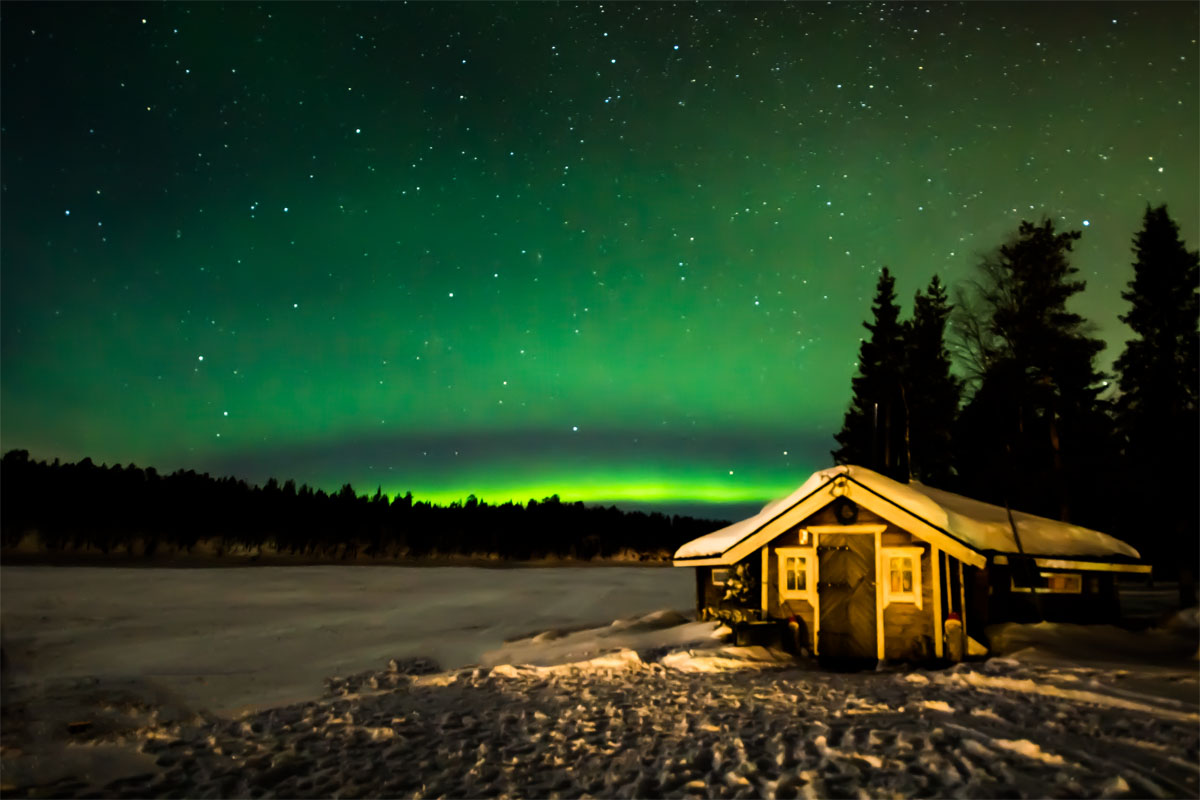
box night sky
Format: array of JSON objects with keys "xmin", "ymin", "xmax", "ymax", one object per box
[{"xmin": 2, "ymin": 2, "xmax": 1196, "ymax": 519}]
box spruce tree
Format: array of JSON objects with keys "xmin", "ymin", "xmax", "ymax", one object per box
[
  {"xmin": 1112, "ymin": 204, "xmax": 1199, "ymax": 597},
  {"xmin": 904, "ymin": 275, "xmax": 960, "ymax": 486},
  {"xmin": 951, "ymin": 219, "xmax": 1108, "ymax": 523},
  {"xmin": 833, "ymin": 267, "xmax": 908, "ymax": 480}
]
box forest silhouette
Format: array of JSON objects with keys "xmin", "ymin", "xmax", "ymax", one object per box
[{"xmin": 0, "ymin": 449, "xmax": 725, "ymax": 563}]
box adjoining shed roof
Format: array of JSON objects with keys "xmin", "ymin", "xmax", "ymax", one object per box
[{"xmin": 674, "ymin": 465, "xmax": 1141, "ymax": 562}]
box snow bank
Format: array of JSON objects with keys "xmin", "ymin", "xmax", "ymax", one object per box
[
  {"xmin": 987, "ymin": 618, "xmax": 1198, "ymax": 669},
  {"xmin": 483, "ymin": 612, "xmax": 722, "ymax": 667},
  {"xmin": 482, "ymin": 608, "xmax": 808, "ymax": 675}
]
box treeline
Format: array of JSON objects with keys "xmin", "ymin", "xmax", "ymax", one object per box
[
  {"xmin": 0, "ymin": 450, "xmax": 726, "ymax": 562},
  {"xmin": 833, "ymin": 205, "xmax": 1198, "ymax": 596}
]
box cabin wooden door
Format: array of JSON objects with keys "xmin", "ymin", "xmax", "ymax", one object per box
[{"xmin": 817, "ymin": 533, "xmax": 877, "ymax": 659}]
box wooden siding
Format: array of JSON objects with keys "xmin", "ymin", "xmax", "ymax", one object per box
[
  {"xmin": 801, "ymin": 503, "xmax": 889, "ymax": 529},
  {"xmin": 882, "ymin": 529, "xmax": 917, "ymax": 548}
]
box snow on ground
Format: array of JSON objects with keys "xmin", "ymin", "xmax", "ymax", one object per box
[{"xmin": 2, "ymin": 565, "xmax": 1198, "ymax": 798}]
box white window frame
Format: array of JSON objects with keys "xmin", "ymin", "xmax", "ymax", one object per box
[
  {"xmin": 776, "ymin": 547, "xmax": 815, "ymax": 601},
  {"xmin": 881, "ymin": 547, "xmax": 923, "ymax": 609},
  {"xmin": 711, "ymin": 567, "xmax": 731, "ymax": 586}
]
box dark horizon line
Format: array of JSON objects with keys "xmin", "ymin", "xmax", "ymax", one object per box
[{"xmin": 1, "ymin": 448, "xmax": 742, "ymax": 524}]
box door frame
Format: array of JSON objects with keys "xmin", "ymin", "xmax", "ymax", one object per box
[{"xmin": 808, "ymin": 524, "xmax": 887, "ymax": 659}]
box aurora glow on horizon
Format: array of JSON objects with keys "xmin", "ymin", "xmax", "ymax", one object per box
[{"xmin": 2, "ymin": 3, "xmax": 1196, "ymax": 518}]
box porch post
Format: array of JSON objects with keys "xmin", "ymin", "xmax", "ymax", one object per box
[
  {"xmin": 958, "ymin": 559, "xmax": 967, "ymax": 656},
  {"xmin": 944, "ymin": 553, "xmax": 954, "ymax": 616},
  {"xmin": 931, "ymin": 545, "xmax": 943, "ymax": 658},
  {"xmin": 761, "ymin": 547, "xmax": 769, "ymax": 618},
  {"xmin": 875, "ymin": 528, "xmax": 885, "ymax": 661}
]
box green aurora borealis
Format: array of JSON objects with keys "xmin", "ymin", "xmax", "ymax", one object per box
[{"xmin": 2, "ymin": 2, "xmax": 1196, "ymax": 518}]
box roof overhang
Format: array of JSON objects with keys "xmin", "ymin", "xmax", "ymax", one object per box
[{"xmin": 993, "ymin": 555, "xmax": 1152, "ymax": 573}]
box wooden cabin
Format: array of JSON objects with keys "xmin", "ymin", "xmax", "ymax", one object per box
[{"xmin": 673, "ymin": 465, "xmax": 1150, "ymax": 662}]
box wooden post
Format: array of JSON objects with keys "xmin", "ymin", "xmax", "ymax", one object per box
[
  {"xmin": 958, "ymin": 559, "xmax": 967, "ymax": 656},
  {"xmin": 761, "ymin": 547, "xmax": 769, "ymax": 619},
  {"xmin": 875, "ymin": 528, "xmax": 885, "ymax": 661},
  {"xmin": 944, "ymin": 553, "xmax": 953, "ymax": 615},
  {"xmin": 812, "ymin": 535, "xmax": 821, "ymax": 655},
  {"xmin": 931, "ymin": 545, "xmax": 943, "ymax": 658}
]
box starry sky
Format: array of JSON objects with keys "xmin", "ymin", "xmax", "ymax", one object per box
[{"xmin": 2, "ymin": 2, "xmax": 1196, "ymax": 520}]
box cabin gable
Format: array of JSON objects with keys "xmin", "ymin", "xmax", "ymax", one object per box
[{"xmin": 674, "ymin": 474, "xmax": 986, "ymax": 569}]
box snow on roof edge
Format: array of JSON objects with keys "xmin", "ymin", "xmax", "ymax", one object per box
[
  {"xmin": 673, "ymin": 465, "xmax": 1141, "ymax": 562},
  {"xmin": 672, "ymin": 466, "xmax": 846, "ymax": 560}
]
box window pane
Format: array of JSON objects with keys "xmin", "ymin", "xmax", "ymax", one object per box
[
  {"xmin": 902, "ymin": 570, "xmax": 912, "ymax": 592},
  {"xmin": 1047, "ymin": 573, "xmax": 1080, "ymax": 592},
  {"xmin": 891, "ymin": 570, "xmax": 901, "ymax": 592},
  {"xmin": 787, "ymin": 570, "xmax": 796, "ymax": 591},
  {"xmin": 797, "ymin": 565, "xmax": 806, "ymax": 591}
]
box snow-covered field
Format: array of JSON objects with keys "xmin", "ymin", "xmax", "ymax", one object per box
[
  {"xmin": 1, "ymin": 565, "xmax": 692, "ymax": 717},
  {"xmin": 2, "ymin": 566, "xmax": 1197, "ymax": 798}
]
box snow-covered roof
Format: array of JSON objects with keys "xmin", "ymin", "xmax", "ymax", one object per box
[
  {"xmin": 675, "ymin": 468, "xmax": 837, "ymax": 560},
  {"xmin": 675, "ymin": 465, "xmax": 1141, "ymax": 562}
]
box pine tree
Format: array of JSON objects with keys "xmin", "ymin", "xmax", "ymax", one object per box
[
  {"xmin": 951, "ymin": 219, "xmax": 1108, "ymax": 523},
  {"xmin": 833, "ymin": 267, "xmax": 908, "ymax": 480},
  {"xmin": 1114, "ymin": 204, "xmax": 1199, "ymax": 455},
  {"xmin": 904, "ymin": 275, "xmax": 960, "ymax": 486},
  {"xmin": 1112, "ymin": 204, "xmax": 1199, "ymax": 597}
]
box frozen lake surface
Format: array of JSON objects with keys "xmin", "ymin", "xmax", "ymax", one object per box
[{"xmin": 1, "ymin": 565, "xmax": 693, "ymax": 716}]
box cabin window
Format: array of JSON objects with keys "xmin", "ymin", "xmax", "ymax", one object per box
[
  {"xmin": 1009, "ymin": 572, "xmax": 1083, "ymax": 594},
  {"xmin": 776, "ymin": 548, "xmax": 814, "ymax": 601},
  {"xmin": 711, "ymin": 568, "xmax": 731, "ymax": 586},
  {"xmin": 881, "ymin": 547, "xmax": 924, "ymax": 609},
  {"xmin": 1044, "ymin": 572, "xmax": 1081, "ymax": 593},
  {"xmin": 1012, "ymin": 573, "xmax": 1089, "ymax": 592}
]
